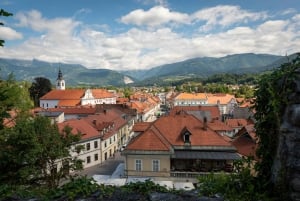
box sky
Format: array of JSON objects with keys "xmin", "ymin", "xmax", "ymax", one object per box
[{"xmin": 0, "ymin": 0, "xmax": 299, "ymax": 71}]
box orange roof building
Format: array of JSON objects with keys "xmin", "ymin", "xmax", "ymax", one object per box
[
  {"xmin": 122, "ymin": 112, "xmax": 240, "ymax": 177},
  {"xmin": 173, "ymin": 92, "xmax": 208, "ymax": 106},
  {"xmin": 172, "ymin": 92, "xmax": 237, "ymax": 115},
  {"xmin": 40, "ymin": 88, "xmax": 116, "ymax": 109}
]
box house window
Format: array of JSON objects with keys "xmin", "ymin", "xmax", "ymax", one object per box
[
  {"xmin": 86, "ymin": 143, "xmax": 90, "ymax": 151},
  {"xmin": 152, "ymin": 159, "xmax": 160, "ymax": 172},
  {"xmin": 86, "ymin": 156, "xmax": 91, "ymax": 164},
  {"xmin": 94, "ymin": 154, "xmax": 98, "ymax": 161},
  {"xmin": 94, "ymin": 141, "xmax": 98, "ymax": 149},
  {"xmin": 110, "ymin": 137, "xmax": 112, "ymax": 144},
  {"xmin": 183, "ymin": 131, "xmax": 191, "ymax": 143},
  {"xmin": 104, "ymin": 141, "xmax": 107, "ymax": 148},
  {"xmin": 135, "ymin": 159, "xmax": 142, "ymax": 171}
]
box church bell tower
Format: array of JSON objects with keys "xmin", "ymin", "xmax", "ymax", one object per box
[{"xmin": 56, "ymin": 68, "xmax": 65, "ymax": 90}]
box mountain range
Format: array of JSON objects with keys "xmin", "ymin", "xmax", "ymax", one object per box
[{"xmin": 0, "ymin": 53, "xmax": 294, "ymax": 86}]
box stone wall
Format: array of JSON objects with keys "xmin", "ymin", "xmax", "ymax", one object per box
[{"xmin": 273, "ymin": 68, "xmax": 300, "ymax": 201}]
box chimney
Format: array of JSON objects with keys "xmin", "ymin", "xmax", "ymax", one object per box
[{"xmin": 203, "ymin": 116, "xmax": 207, "ymax": 130}]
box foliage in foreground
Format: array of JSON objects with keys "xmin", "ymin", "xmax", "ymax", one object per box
[
  {"xmin": 0, "ymin": 177, "xmax": 171, "ymax": 201},
  {"xmin": 197, "ymin": 158, "xmax": 270, "ymax": 201},
  {"xmin": 253, "ymin": 53, "xmax": 300, "ymax": 200}
]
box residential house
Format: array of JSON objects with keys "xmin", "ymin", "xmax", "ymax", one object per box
[
  {"xmin": 122, "ymin": 111, "xmax": 240, "ymax": 178},
  {"xmin": 57, "ymin": 108, "xmax": 134, "ymax": 169},
  {"xmin": 58, "ymin": 119, "xmax": 102, "ymax": 169},
  {"xmin": 173, "ymin": 93, "xmax": 208, "ymax": 106},
  {"xmin": 172, "ymin": 92, "xmax": 237, "ymax": 115}
]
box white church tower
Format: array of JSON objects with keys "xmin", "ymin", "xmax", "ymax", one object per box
[{"xmin": 56, "ymin": 68, "xmax": 65, "ymax": 90}]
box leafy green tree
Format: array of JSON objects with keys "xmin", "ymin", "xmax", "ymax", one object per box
[
  {"xmin": 236, "ymin": 85, "xmax": 254, "ymax": 98},
  {"xmin": 123, "ymin": 87, "xmax": 133, "ymax": 98},
  {"xmin": 29, "ymin": 77, "xmax": 52, "ymax": 106},
  {"xmin": 0, "ymin": 74, "xmax": 33, "ymax": 129},
  {"xmin": 0, "ymin": 9, "xmax": 13, "ymax": 47},
  {"xmin": 0, "ymin": 115, "xmax": 83, "ymax": 189}
]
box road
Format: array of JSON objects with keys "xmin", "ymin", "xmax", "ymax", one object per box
[{"xmin": 79, "ymin": 151, "xmax": 124, "ymax": 177}]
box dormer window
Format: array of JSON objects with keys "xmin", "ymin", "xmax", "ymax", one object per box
[
  {"xmin": 181, "ymin": 127, "xmax": 192, "ymax": 145},
  {"xmin": 184, "ymin": 132, "xmax": 190, "ymax": 143}
]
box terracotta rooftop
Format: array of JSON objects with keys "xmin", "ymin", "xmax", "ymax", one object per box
[
  {"xmin": 57, "ymin": 99, "xmax": 81, "ymax": 107},
  {"xmin": 126, "ymin": 112, "xmax": 233, "ymax": 152},
  {"xmin": 132, "ymin": 122, "xmax": 151, "ymax": 132},
  {"xmin": 232, "ymin": 125, "xmax": 258, "ymax": 160},
  {"xmin": 40, "ymin": 89, "xmax": 84, "ymax": 100},
  {"xmin": 170, "ymin": 106, "xmax": 220, "ymax": 120},
  {"xmin": 58, "ymin": 119, "xmax": 99, "ymax": 140},
  {"xmin": 40, "ymin": 89, "xmax": 115, "ymax": 100},
  {"xmin": 174, "ymin": 92, "xmax": 207, "ymax": 100},
  {"xmin": 208, "ymin": 120, "xmax": 233, "ymax": 131},
  {"xmin": 226, "ymin": 118, "xmax": 249, "ymax": 128},
  {"xmin": 46, "ymin": 107, "xmax": 97, "ymax": 114},
  {"xmin": 206, "ymin": 93, "xmax": 236, "ymax": 105},
  {"xmin": 91, "ymin": 89, "xmax": 115, "ymax": 99},
  {"xmin": 82, "ymin": 110, "xmax": 127, "ymax": 140},
  {"xmin": 126, "ymin": 129, "xmax": 171, "ymax": 151}
]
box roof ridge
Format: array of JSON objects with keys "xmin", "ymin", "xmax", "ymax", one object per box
[{"xmin": 151, "ymin": 124, "xmax": 172, "ymax": 151}]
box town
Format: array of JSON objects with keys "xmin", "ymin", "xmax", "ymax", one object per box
[
  {"xmin": 1, "ymin": 1, "xmax": 299, "ymax": 200},
  {"xmin": 36, "ymin": 69, "xmax": 256, "ymax": 184}
]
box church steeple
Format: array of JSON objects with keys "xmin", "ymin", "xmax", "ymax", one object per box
[{"xmin": 56, "ymin": 68, "xmax": 65, "ymax": 90}]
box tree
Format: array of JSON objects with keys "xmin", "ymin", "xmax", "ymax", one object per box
[
  {"xmin": 0, "ymin": 74, "xmax": 33, "ymax": 129},
  {"xmin": 0, "ymin": 115, "xmax": 83, "ymax": 189},
  {"xmin": 29, "ymin": 77, "xmax": 52, "ymax": 106},
  {"xmin": 0, "ymin": 9, "xmax": 13, "ymax": 47}
]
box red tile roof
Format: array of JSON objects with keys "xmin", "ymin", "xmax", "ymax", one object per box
[
  {"xmin": 206, "ymin": 93, "xmax": 236, "ymax": 105},
  {"xmin": 174, "ymin": 92, "xmax": 207, "ymax": 100},
  {"xmin": 226, "ymin": 118, "xmax": 248, "ymax": 128},
  {"xmin": 126, "ymin": 129, "xmax": 171, "ymax": 151},
  {"xmin": 40, "ymin": 89, "xmax": 84, "ymax": 100},
  {"xmin": 126, "ymin": 112, "xmax": 233, "ymax": 151},
  {"xmin": 208, "ymin": 120, "xmax": 233, "ymax": 131},
  {"xmin": 132, "ymin": 122, "xmax": 151, "ymax": 132},
  {"xmin": 40, "ymin": 89, "xmax": 115, "ymax": 100},
  {"xmin": 232, "ymin": 136, "xmax": 258, "ymax": 159},
  {"xmin": 46, "ymin": 107, "xmax": 97, "ymax": 114},
  {"xmin": 92, "ymin": 89, "xmax": 115, "ymax": 99},
  {"xmin": 170, "ymin": 106, "xmax": 220, "ymax": 120},
  {"xmin": 57, "ymin": 99, "xmax": 81, "ymax": 107},
  {"xmin": 232, "ymin": 125, "xmax": 258, "ymax": 160},
  {"xmin": 58, "ymin": 119, "xmax": 99, "ymax": 140},
  {"xmin": 82, "ymin": 110, "xmax": 127, "ymax": 140}
]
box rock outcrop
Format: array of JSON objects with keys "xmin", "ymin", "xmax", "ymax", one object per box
[{"xmin": 273, "ymin": 68, "xmax": 300, "ymax": 201}]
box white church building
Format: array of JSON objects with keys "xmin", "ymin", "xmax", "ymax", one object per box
[{"xmin": 39, "ymin": 69, "xmax": 116, "ymax": 109}]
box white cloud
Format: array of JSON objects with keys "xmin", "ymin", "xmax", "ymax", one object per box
[
  {"xmin": 0, "ymin": 6, "xmax": 299, "ymax": 71},
  {"xmin": 120, "ymin": 6, "xmax": 190, "ymax": 27},
  {"xmin": 0, "ymin": 26, "xmax": 22, "ymax": 40},
  {"xmin": 192, "ymin": 5, "xmax": 268, "ymax": 32}
]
